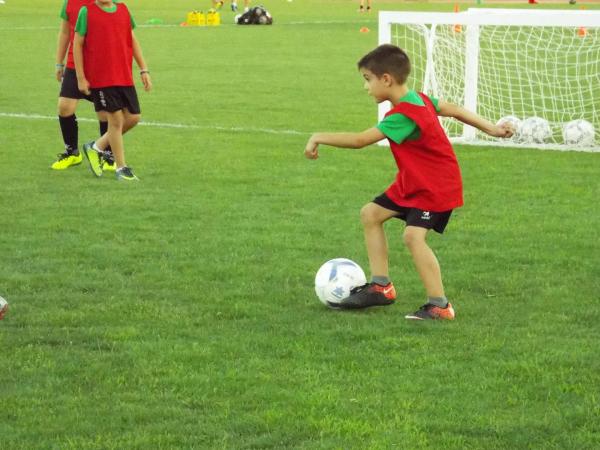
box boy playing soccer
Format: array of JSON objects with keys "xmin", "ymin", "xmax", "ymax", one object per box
[
  {"xmin": 73, "ymin": 0, "xmax": 151, "ymax": 181},
  {"xmin": 304, "ymin": 44, "xmax": 513, "ymax": 320},
  {"xmin": 53, "ymin": 0, "xmax": 115, "ymax": 171}
]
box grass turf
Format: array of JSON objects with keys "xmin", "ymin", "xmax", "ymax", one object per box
[{"xmin": 1, "ymin": 0, "xmax": 599, "ymax": 448}]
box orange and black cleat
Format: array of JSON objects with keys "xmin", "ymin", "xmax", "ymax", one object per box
[
  {"xmin": 405, "ymin": 303, "xmax": 455, "ymax": 320},
  {"xmin": 337, "ymin": 282, "xmax": 396, "ymax": 309}
]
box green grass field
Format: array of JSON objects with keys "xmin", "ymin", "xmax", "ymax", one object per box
[{"xmin": 1, "ymin": 0, "xmax": 599, "ymax": 448}]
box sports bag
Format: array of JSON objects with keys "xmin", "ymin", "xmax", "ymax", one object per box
[{"xmin": 236, "ymin": 6, "xmax": 273, "ymax": 25}]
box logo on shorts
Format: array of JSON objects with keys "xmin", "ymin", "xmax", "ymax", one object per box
[
  {"xmin": 421, "ymin": 211, "xmax": 431, "ymax": 220},
  {"xmin": 98, "ymin": 90, "xmax": 106, "ymax": 107}
]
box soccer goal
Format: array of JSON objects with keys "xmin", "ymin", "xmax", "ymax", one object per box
[{"xmin": 378, "ymin": 9, "xmax": 600, "ymax": 152}]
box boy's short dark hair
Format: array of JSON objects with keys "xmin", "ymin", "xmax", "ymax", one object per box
[{"xmin": 357, "ymin": 44, "xmax": 411, "ymax": 84}]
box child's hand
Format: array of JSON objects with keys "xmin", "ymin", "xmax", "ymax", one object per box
[
  {"xmin": 77, "ymin": 78, "xmax": 90, "ymax": 95},
  {"xmin": 55, "ymin": 65, "xmax": 64, "ymax": 82},
  {"xmin": 141, "ymin": 72, "xmax": 152, "ymax": 92},
  {"xmin": 305, "ymin": 138, "xmax": 319, "ymax": 159},
  {"xmin": 492, "ymin": 122, "xmax": 514, "ymax": 138}
]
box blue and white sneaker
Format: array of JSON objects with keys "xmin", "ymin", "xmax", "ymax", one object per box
[{"xmin": 116, "ymin": 166, "xmax": 139, "ymax": 181}]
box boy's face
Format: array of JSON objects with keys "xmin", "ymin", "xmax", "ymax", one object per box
[{"xmin": 360, "ymin": 68, "xmax": 391, "ymax": 103}]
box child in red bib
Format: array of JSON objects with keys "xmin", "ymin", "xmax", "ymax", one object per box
[
  {"xmin": 73, "ymin": 0, "xmax": 152, "ymax": 181},
  {"xmin": 304, "ymin": 44, "xmax": 513, "ymax": 320},
  {"xmin": 53, "ymin": 0, "xmax": 116, "ymax": 172}
]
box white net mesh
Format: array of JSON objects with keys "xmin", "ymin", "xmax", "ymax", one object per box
[{"xmin": 389, "ymin": 16, "xmax": 600, "ymax": 151}]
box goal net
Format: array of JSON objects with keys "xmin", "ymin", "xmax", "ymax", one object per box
[{"xmin": 378, "ymin": 9, "xmax": 600, "ymax": 152}]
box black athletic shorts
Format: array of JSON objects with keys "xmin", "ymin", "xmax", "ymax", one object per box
[
  {"xmin": 59, "ymin": 67, "xmax": 92, "ymax": 101},
  {"xmin": 90, "ymin": 86, "xmax": 141, "ymax": 114},
  {"xmin": 373, "ymin": 193, "xmax": 453, "ymax": 234}
]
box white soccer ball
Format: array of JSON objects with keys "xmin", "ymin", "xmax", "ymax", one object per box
[
  {"xmin": 0, "ymin": 296, "xmax": 8, "ymax": 320},
  {"xmin": 314, "ymin": 258, "xmax": 367, "ymax": 307},
  {"xmin": 563, "ymin": 119, "xmax": 595, "ymax": 146},
  {"xmin": 234, "ymin": 13, "xmax": 241, "ymax": 23},
  {"xmin": 518, "ymin": 117, "xmax": 552, "ymax": 144},
  {"xmin": 496, "ymin": 116, "xmax": 522, "ymax": 140}
]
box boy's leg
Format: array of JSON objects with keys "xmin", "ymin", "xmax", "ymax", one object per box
[
  {"xmin": 86, "ymin": 109, "xmax": 140, "ymax": 181},
  {"xmin": 362, "ymin": 202, "xmax": 398, "ymax": 279},
  {"xmin": 53, "ymin": 97, "xmax": 83, "ymax": 169},
  {"xmin": 403, "ymin": 225, "xmax": 455, "ymax": 320},
  {"xmin": 106, "ymin": 110, "xmax": 126, "ymax": 168},
  {"xmin": 82, "ymin": 110, "xmax": 124, "ymax": 176},
  {"xmin": 337, "ymin": 202, "xmax": 398, "ymax": 309},
  {"xmin": 403, "ymin": 226, "xmax": 444, "ymax": 298},
  {"xmin": 54, "ymin": 68, "xmax": 90, "ymax": 168},
  {"xmin": 93, "ymin": 110, "xmax": 140, "ymax": 168},
  {"xmin": 97, "ymin": 110, "xmax": 115, "ymax": 170},
  {"xmin": 58, "ymin": 97, "xmax": 78, "ymax": 151}
]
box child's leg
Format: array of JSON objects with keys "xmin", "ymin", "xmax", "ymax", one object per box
[
  {"xmin": 360, "ymin": 202, "xmax": 400, "ymax": 279},
  {"xmin": 335, "ymin": 202, "xmax": 398, "ymax": 309},
  {"xmin": 403, "ymin": 225, "xmax": 445, "ymax": 298},
  {"xmin": 96, "ymin": 110, "xmax": 113, "ymax": 157},
  {"xmin": 57, "ymin": 97, "xmax": 79, "ymax": 152},
  {"xmin": 95, "ymin": 110, "xmax": 140, "ymax": 168}
]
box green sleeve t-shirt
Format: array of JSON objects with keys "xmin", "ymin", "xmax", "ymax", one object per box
[
  {"xmin": 59, "ymin": 0, "xmax": 68, "ymax": 20},
  {"xmin": 377, "ymin": 90, "xmax": 440, "ymax": 144}
]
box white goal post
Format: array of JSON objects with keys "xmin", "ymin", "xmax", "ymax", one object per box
[{"xmin": 378, "ymin": 9, "xmax": 600, "ymax": 152}]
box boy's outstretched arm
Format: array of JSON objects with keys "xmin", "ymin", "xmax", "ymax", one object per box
[
  {"xmin": 437, "ymin": 101, "xmax": 514, "ymax": 138},
  {"xmin": 304, "ymin": 128, "xmax": 385, "ymax": 159}
]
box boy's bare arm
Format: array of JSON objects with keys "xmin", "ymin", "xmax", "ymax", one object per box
[
  {"xmin": 55, "ymin": 20, "xmax": 70, "ymax": 81},
  {"xmin": 304, "ymin": 128, "xmax": 385, "ymax": 159},
  {"xmin": 72, "ymin": 33, "xmax": 90, "ymax": 95},
  {"xmin": 437, "ymin": 100, "xmax": 513, "ymax": 138},
  {"xmin": 132, "ymin": 31, "xmax": 152, "ymax": 92}
]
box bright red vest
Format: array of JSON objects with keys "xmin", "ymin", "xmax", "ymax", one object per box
[
  {"xmin": 83, "ymin": 3, "xmax": 134, "ymax": 88},
  {"xmin": 65, "ymin": 0, "xmax": 93, "ymax": 69},
  {"xmin": 384, "ymin": 93, "xmax": 463, "ymax": 212}
]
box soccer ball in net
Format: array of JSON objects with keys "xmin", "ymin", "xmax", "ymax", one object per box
[
  {"xmin": 314, "ymin": 258, "xmax": 366, "ymax": 307},
  {"xmin": 496, "ymin": 115, "xmax": 522, "ymax": 141},
  {"xmin": 0, "ymin": 295, "xmax": 8, "ymax": 320},
  {"xmin": 562, "ymin": 119, "xmax": 595, "ymax": 146},
  {"xmin": 518, "ymin": 117, "xmax": 552, "ymax": 144}
]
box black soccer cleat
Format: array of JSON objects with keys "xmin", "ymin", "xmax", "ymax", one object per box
[
  {"xmin": 335, "ymin": 282, "xmax": 396, "ymax": 310},
  {"xmin": 405, "ymin": 303, "xmax": 455, "ymax": 320}
]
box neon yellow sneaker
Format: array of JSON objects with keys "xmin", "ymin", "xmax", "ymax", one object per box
[
  {"xmin": 82, "ymin": 141, "xmax": 103, "ymax": 177},
  {"xmin": 51, "ymin": 151, "xmax": 82, "ymax": 170}
]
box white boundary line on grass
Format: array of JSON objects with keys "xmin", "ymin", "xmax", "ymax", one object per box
[
  {"xmin": 0, "ymin": 112, "xmax": 307, "ymax": 136},
  {"xmin": 0, "ymin": 20, "xmax": 375, "ymax": 31}
]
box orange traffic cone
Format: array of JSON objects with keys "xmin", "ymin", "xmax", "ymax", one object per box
[
  {"xmin": 453, "ymin": 4, "xmax": 462, "ymax": 33},
  {"xmin": 578, "ymin": 6, "xmax": 587, "ymax": 37}
]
